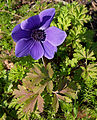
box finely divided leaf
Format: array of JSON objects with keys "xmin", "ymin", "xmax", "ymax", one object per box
[
  {"xmin": 60, "ymin": 87, "xmax": 77, "ymax": 99},
  {"xmin": 23, "ymin": 95, "xmax": 38, "ymax": 113},
  {"xmin": 13, "ymin": 63, "xmax": 54, "ymax": 114},
  {"xmin": 13, "ymin": 85, "xmax": 27, "ymax": 98}
]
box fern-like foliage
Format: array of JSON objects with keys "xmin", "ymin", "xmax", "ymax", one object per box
[
  {"xmin": 10, "ymin": 63, "xmax": 79, "ymax": 118},
  {"xmin": 73, "ymin": 46, "xmax": 96, "ymax": 61},
  {"xmin": 51, "ymin": 2, "xmax": 91, "ymax": 31},
  {"xmin": 52, "ymin": 86, "xmax": 78, "ymax": 112},
  {"xmin": 14, "ymin": 85, "xmax": 44, "ymax": 113},
  {"xmin": 9, "ymin": 64, "xmax": 27, "ymax": 83},
  {"xmin": 11, "ymin": 63, "xmax": 54, "ymax": 119},
  {"xmin": 81, "ymin": 63, "xmax": 97, "ymax": 85}
]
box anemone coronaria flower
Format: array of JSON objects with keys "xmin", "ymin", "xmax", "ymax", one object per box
[{"xmin": 11, "ymin": 8, "xmax": 67, "ymax": 60}]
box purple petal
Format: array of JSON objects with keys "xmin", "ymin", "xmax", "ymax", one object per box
[
  {"xmin": 15, "ymin": 38, "xmax": 35, "ymax": 57},
  {"xmin": 43, "ymin": 41, "xmax": 57, "ymax": 59},
  {"xmin": 39, "ymin": 8, "xmax": 55, "ymax": 30},
  {"xmin": 11, "ymin": 24, "xmax": 31, "ymax": 42},
  {"xmin": 45, "ymin": 26, "xmax": 67, "ymax": 46},
  {"xmin": 30, "ymin": 41, "xmax": 44, "ymax": 60},
  {"xmin": 21, "ymin": 15, "xmax": 40, "ymax": 30}
]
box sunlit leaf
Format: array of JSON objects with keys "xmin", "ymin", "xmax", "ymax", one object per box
[
  {"xmin": 64, "ymin": 96, "xmax": 72, "ymax": 103},
  {"xmin": 13, "ymin": 63, "xmax": 54, "ymax": 114},
  {"xmin": 59, "ymin": 87, "xmax": 77, "ymax": 99},
  {"xmin": 46, "ymin": 81, "xmax": 53, "ymax": 93},
  {"xmin": 23, "ymin": 95, "xmax": 38, "ymax": 113},
  {"xmin": 47, "ymin": 63, "xmax": 54, "ymax": 78},
  {"xmin": 52, "ymin": 94, "xmax": 59, "ymax": 112}
]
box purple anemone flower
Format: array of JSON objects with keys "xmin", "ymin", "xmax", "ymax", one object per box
[{"xmin": 11, "ymin": 8, "xmax": 67, "ymax": 60}]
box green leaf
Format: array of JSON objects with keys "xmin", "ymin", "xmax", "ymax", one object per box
[
  {"xmin": 32, "ymin": 84, "xmax": 46, "ymax": 94},
  {"xmin": 23, "ymin": 94, "xmax": 44, "ymax": 113},
  {"xmin": 86, "ymin": 50, "xmax": 96, "ymax": 61},
  {"xmin": 13, "ymin": 84, "xmax": 44, "ymax": 113},
  {"xmin": 60, "ymin": 87, "xmax": 77, "ymax": 99},
  {"xmin": 81, "ymin": 63, "xmax": 97, "ymax": 80},
  {"xmin": 52, "ymin": 94, "xmax": 59, "ymax": 113},
  {"xmin": 47, "ymin": 63, "xmax": 54, "ymax": 78},
  {"xmin": 46, "ymin": 81, "xmax": 53, "ymax": 93},
  {"xmin": 74, "ymin": 47, "xmax": 86, "ymax": 60},
  {"xmin": 74, "ymin": 44, "xmax": 96, "ymax": 61},
  {"xmin": 12, "ymin": 63, "xmax": 54, "ymax": 114},
  {"xmin": 23, "ymin": 95, "xmax": 38, "ymax": 113},
  {"xmin": 64, "ymin": 96, "xmax": 72, "ymax": 103}
]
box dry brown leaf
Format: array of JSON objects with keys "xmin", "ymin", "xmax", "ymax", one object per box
[{"xmin": 4, "ymin": 60, "xmax": 14, "ymax": 69}]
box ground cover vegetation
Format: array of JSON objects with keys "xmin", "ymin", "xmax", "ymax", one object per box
[{"xmin": 0, "ymin": 0, "xmax": 97, "ymax": 120}]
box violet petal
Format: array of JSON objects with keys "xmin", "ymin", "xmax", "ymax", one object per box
[
  {"xmin": 11, "ymin": 24, "xmax": 31, "ymax": 42},
  {"xmin": 45, "ymin": 26, "xmax": 67, "ymax": 46},
  {"xmin": 21, "ymin": 15, "xmax": 40, "ymax": 30},
  {"xmin": 30, "ymin": 41, "xmax": 44, "ymax": 60},
  {"xmin": 39, "ymin": 8, "xmax": 55, "ymax": 30},
  {"xmin": 15, "ymin": 38, "xmax": 35, "ymax": 57},
  {"xmin": 43, "ymin": 41, "xmax": 57, "ymax": 59}
]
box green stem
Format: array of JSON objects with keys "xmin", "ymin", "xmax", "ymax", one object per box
[
  {"xmin": 42, "ymin": 57, "xmax": 45, "ymax": 66},
  {"xmin": 42, "ymin": 57, "xmax": 48, "ymax": 68}
]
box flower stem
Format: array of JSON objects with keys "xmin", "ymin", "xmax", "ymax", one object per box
[
  {"xmin": 42, "ymin": 57, "xmax": 48, "ymax": 68},
  {"xmin": 42, "ymin": 57, "xmax": 45, "ymax": 66}
]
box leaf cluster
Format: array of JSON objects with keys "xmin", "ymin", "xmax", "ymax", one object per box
[
  {"xmin": 51, "ymin": 1, "xmax": 91, "ymax": 31},
  {"xmin": 50, "ymin": 1, "xmax": 97, "ymax": 119},
  {"xmin": 11, "ymin": 63, "xmax": 54, "ymax": 119}
]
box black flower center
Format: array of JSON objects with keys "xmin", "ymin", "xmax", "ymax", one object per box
[{"xmin": 31, "ymin": 29, "xmax": 46, "ymax": 41}]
